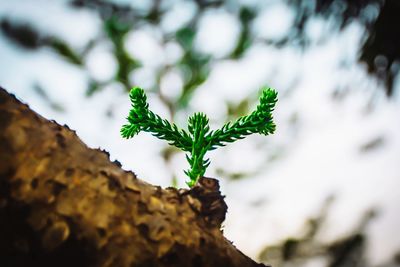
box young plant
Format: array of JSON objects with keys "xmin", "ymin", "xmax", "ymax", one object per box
[{"xmin": 121, "ymin": 87, "xmax": 278, "ymax": 187}]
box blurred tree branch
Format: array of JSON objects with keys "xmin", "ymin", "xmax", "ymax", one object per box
[{"xmin": 1, "ymin": 0, "xmax": 398, "ymax": 99}]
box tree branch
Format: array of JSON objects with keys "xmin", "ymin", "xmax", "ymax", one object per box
[{"xmin": 0, "ymin": 87, "xmax": 267, "ymax": 267}]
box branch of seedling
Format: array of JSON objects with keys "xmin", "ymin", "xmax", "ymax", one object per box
[{"xmin": 121, "ymin": 87, "xmax": 277, "ymax": 187}]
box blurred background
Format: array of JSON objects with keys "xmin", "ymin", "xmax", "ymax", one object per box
[{"xmin": 1, "ymin": 0, "xmax": 399, "ymax": 266}]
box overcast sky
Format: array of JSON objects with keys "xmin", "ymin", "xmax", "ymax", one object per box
[{"xmin": 1, "ymin": 0, "xmax": 399, "ymax": 265}]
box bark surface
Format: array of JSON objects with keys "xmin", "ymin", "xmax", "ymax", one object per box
[{"xmin": 0, "ymin": 87, "xmax": 267, "ymax": 267}]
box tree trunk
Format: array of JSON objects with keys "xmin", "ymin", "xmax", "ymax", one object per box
[{"xmin": 0, "ymin": 87, "xmax": 267, "ymax": 267}]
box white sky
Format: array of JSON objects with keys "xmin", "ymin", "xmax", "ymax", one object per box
[{"xmin": 0, "ymin": 0, "xmax": 399, "ymax": 265}]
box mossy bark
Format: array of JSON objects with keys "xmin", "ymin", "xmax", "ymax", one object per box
[{"xmin": 0, "ymin": 87, "xmax": 267, "ymax": 267}]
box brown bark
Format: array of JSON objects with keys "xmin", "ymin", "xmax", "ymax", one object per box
[{"xmin": 0, "ymin": 87, "xmax": 267, "ymax": 267}]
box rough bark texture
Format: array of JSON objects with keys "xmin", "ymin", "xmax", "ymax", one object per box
[{"xmin": 0, "ymin": 87, "xmax": 267, "ymax": 267}]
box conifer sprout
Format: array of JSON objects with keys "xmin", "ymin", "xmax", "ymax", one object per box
[{"xmin": 121, "ymin": 87, "xmax": 278, "ymax": 187}]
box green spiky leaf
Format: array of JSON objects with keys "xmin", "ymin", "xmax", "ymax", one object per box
[{"xmin": 121, "ymin": 86, "xmax": 277, "ymax": 187}]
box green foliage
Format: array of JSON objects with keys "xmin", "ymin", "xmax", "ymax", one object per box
[
  {"xmin": 230, "ymin": 7, "xmax": 256, "ymax": 59},
  {"xmin": 122, "ymin": 86, "xmax": 278, "ymax": 187}
]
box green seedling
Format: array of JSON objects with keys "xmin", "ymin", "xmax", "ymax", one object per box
[{"xmin": 121, "ymin": 87, "xmax": 277, "ymax": 187}]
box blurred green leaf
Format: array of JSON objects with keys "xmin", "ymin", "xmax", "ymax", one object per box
[
  {"xmin": 33, "ymin": 83, "xmax": 65, "ymax": 112},
  {"xmin": 230, "ymin": 7, "xmax": 256, "ymax": 59},
  {"xmin": 101, "ymin": 16, "xmax": 141, "ymax": 93},
  {"xmin": 0, "ymin": 19, "xmax": 41, "ymax": 49},
  {"xmin": 47, "ymin": 38, "xmax": 83, "ymax": 65},
  {"xmin": 176, "ymin": 27, "xmax": 196, "ymax": 50},
  {"xmin": 227, "ymin": 98, "xmax": 250, "ymax": 118}
]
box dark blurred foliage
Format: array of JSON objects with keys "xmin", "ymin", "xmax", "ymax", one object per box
[
  {"xmin": 258, "ymin": 196, "xmax": 400, "ymax": 267},
  {"xmin": 359, "ymin": 136, "xmax": 385, "ymax": 153},
  {"xmin": 360, "ymin": 0, "xmax": 400, "ymax": 96},
  {"xmin": 1, "ymin": 0, "xmax": 399, "ymax": 102},
  {"xmin": 70, "ymin": 0, "xmax": 220, "ymax": 107},
  {"xmin": 0, "ymin": 19, "xmax": 82, "ymax": 65},
  {"xmin": 230, "ymin": 7, "xmax": 256, "ymax": 59},
  {"xmin": 288, "ymin": 0, "xmax": 399, "ymax": 96},
  {"xmin": 1, "ymin": 1, "xmax": 399, "ymax": 265},
  {"xmin": 32, "ymin": 83, "xmax": 66, "ymax": 112}
]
